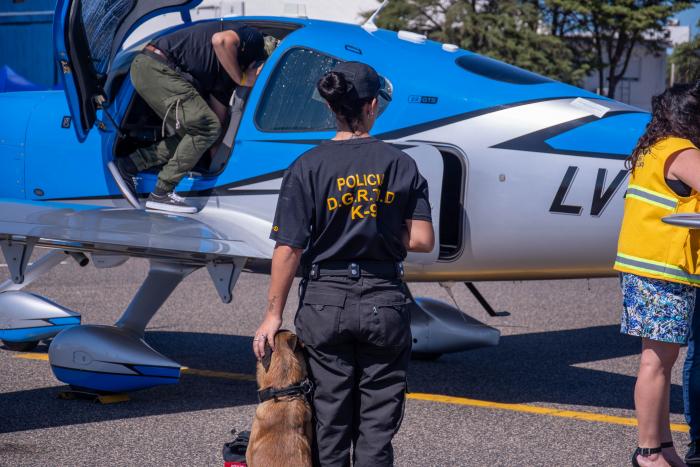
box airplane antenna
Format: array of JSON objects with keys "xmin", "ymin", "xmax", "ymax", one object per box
[{"xmin": 362, "ymin": 0, "xmax": 389, "ymax": 33}]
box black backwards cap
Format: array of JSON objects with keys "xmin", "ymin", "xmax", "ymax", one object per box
[
  {"xmin": 236, "ymin": 25, "xmax": 267, "ymax": 70},
  {"xmin": 332, "ymin": 61, "xmax": 392, "ymax": 101}
]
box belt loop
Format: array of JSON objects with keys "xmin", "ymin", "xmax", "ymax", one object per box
[
  {"xmin": 396, "ymin": 262, "xmax": 404, "ymax": 278},
  {"xmin": 310, "ymin": 264, "xmax": 319, "ymax": 280},
  {"xmin": 349, "ymin": 262, "xmax": 360, "ymax": 279}
]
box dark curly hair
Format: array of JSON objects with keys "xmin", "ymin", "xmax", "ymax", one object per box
[
  {"xmin": 627, "ymin": 82, "xmax": 700, "ymax": 171},
  {"xmin": 317, "ymin": 71, "xmax": 373, "ymax": 134}
]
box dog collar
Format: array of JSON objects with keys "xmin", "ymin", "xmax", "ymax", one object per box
[{"xmin": 258, "ymin": 378, "xmax": 314, "ymax": 403}]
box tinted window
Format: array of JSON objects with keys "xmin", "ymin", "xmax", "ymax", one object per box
[
  {"xmin": 256, "ymin": 48, "xmax": 392, "ymax": 132},
  {"xmin": 80, "ymin": 0, "xmax": 136, "ymax": 75},
  {"xmin": 456, "ymin": 54, "xmax": 553, "ymax": 85}
]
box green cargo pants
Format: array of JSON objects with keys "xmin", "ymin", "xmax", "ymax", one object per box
[{"xmin": 128, "ymin": 53, "xmax": 222, "ymax": 193}]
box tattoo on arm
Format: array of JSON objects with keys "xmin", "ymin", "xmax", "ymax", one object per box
[{"xmin": 267, "ymin": 295, "xmax": 278, "ymax": 314}]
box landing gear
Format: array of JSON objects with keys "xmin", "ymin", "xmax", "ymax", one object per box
[
  {"xmin": 1, "ymin": 340, "xmax": 39, "ymax": 351},
  {"xmin": 409, "ymin": 296, "xmax": 500, "ymax": 358},
  {"xmin": 464, "ymin": 282, "xmax": 510, "ymax": 317},
  {"xmin": 49, "ymin": 260, "xmax": 197, "ymax": 393}
]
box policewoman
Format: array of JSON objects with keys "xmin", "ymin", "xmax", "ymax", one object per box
[{"xmin": 253, "ymin": 61, "xmax": 434, "ymax": 466}]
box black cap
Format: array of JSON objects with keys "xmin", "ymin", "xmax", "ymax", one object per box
[
  {"xmin": 236, "ymin": 26, "xmax": 267, "ymax": 70},
  {"xmin": 332, "ymin": 61, "xmax": 391, "ymax": 101}
]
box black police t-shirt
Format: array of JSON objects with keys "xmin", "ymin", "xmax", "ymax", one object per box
[
  {"xmin": 270, "ymin": 137, "xmax": 432, "ymax": 264},
  {"xmin": 153, "ymin": 22, "xmax": 265, "ymax": 105}
]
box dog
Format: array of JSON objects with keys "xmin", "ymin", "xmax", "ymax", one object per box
[{"xmin": 246, "ymin": 330, "xmax": 313, "ymax": 467}]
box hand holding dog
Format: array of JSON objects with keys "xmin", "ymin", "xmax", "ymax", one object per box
[
  {"xmin": 253, "ymin": 315, "xmax": 281, "ymax": 359},
  {"xmin": 254, "ymin": 244, "xmax": 303, "ymax": 359}
]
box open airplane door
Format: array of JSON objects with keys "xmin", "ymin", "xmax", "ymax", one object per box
[
  {"xmin": 53, "ymin": 0, "xmax": 203, "ymax": 142},
  {"xmin": 396, "ymin": 143, "xmax": 443, "ymax": 265}
]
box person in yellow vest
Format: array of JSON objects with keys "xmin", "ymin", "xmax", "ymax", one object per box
[{"xmin": 615, "ymin": 83, "xmax": 700, "ymax": 467}]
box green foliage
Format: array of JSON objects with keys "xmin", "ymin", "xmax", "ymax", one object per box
[
  {"xmin": 669, "ymin": 34, "xmax": 700, "ymax": 83},
  {"xmin": 367, "ymin": 0, "xmax": 697, "ymax": 96},
  {"xmin": 369, "ymin": 0, "xmax": 584, "ymax": 83}
]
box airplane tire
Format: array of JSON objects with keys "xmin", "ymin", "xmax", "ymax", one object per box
[
  {"xmin": 411, "ymin": 351, "xmax": 442, "ymax": 361},
  {"xmin": 2, "ymin": 340, "xmax": 39, "ymax": 352}
]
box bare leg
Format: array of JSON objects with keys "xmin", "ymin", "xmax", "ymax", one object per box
[
  {"xmin": 635, "ymin": 338, "xmax": 680, "ymax": 466},
  {"xmin": 659, "ymin": 382, "xmax": 685, "ymax": 466}
]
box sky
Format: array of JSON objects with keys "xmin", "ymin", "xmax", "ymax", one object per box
[{"xmin": 676, "ymin": 4, "xmax": 700, "ymax": 37}]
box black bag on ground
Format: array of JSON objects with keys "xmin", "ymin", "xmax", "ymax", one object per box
[{"xmin": 223, "ymin": 430, "xmax": 250, "ymax": 466}]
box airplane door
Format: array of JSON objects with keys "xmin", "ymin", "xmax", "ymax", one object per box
[
  {"xmin": 395, "ymin": 143, "xmax": 443, "ymax": 264},
  {"xmin": 54, "ymin": 0, "xmax": 203, "ymax": 141}
]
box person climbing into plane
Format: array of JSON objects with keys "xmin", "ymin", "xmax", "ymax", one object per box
[{"xmin": 113, "ymin": 22, "xmax": 267, "ymax": 214}]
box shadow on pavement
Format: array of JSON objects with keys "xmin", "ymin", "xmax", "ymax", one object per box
[
  {"xmin": 409, "ymin": 324, "xmax": 675, "ymax": 413},
  {"xmin": 0, "ymin": 325, "xmax": 673, "ymax": 434}
]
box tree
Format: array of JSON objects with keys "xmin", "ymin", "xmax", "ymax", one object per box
[
  {"xmin": 669, "ymin": 29, "xmax": 700, "ymax": 84},
  {"xmin": 546, "ymin": 1, "xmax": 696, "ymax": 99},
  {"xmin": 368, "ymin": 1, "xmax": 697, "ymax": 96},
  {"xmin": 369, "ymin": 0, "xmax": 586, "ymax": 84}
]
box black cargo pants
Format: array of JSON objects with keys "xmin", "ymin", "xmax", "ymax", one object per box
[{"xmin": 295, "ymin": 272, "xmax": 412, "ymax": 467}]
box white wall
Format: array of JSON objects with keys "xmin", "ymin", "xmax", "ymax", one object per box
[
  {"xmin": 581, "ymin": 45, "xmax": 666, "ymax": 111},
  {"xmin": 125, "ymin": 0, "xmax": 380, "ymax": 47}
]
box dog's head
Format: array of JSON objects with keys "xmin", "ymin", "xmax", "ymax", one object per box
[{"xmin": 256, "ymin": 330, "xmax": 307, "ymax": 390}]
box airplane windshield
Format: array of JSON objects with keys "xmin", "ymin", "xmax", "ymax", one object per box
[{"xmin": 80, "ymin": 0, "xmax": 136, "ymax": 75}]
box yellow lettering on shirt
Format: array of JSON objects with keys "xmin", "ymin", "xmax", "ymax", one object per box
[
  {"xmin": 351, "ymin": 205, "xmax": 365, "ymax": 219},
  {"xmin": 327, "ymin": 197, "xmax": 338, "ymax": 211},
  {"xmin": 327, "ymin": 173, "xmax": 397, "ymax": 221}
]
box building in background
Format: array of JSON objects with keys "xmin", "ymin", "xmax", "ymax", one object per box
[{"xmin": 579, "ymin": 22, "xmax": 691, "ymax": 111}]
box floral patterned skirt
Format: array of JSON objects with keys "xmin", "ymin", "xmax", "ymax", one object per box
[{"xmin": 620, "ymin": 273, "xmax": 695, "ymax": 344}]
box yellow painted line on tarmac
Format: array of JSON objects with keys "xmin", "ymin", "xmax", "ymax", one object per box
[
  {"xmin": 407, "ymin": 392, "xmax": 689, "ymax": 433},
  {"xmin": 15, "ymin": 352, "xmax": 49, "ymax": 361},
  {"xmin": 13, "ymin": 353, "xmax": 689, "ymax": 432}
]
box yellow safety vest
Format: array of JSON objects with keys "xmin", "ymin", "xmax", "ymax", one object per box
[{"xmin": 614, "ymin": 136, "xmax": 700, "ymax": 286}]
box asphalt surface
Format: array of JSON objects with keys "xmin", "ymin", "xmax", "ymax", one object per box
[{"xmin": 0, "ymin": 253, "xmax": 692, "ymax": 466}]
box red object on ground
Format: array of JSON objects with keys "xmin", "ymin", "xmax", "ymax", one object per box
[{"xmin": 224, "ymin": 462, "xmax": 246, "ymax": 467}]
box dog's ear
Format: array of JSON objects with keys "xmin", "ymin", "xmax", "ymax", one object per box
[
  {"xmin": 290, "ymin": 334, "xmax": 304, "ymax": 350},
  {"xmin": 261, "ymin": 340, "xmax": 272, "ymax": 372}
]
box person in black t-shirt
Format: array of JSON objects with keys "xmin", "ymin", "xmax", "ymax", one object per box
[
  {"xmin": 113, "ymin": 22, "xmax": 266, "ymax": 214},
  {"xmin": 253, "ymin": 62, "xmax": 435, "ymax": 467}
]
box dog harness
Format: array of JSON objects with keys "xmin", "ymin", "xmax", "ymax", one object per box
[{"xmin": 258, "ymin": 378, "xmax": 314, "ymax": 403}]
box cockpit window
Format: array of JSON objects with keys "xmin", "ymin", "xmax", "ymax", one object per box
[
  {"xmin": 256, "ymin": 48, "xmax": 391, "ymax": 132},
  {"xmin": 80, "ymin": 0, "xmax": 135, "ymax": 75},
  {"xmin": 456, "ymin": 54, "xmax": 553, "ymax": 85}
]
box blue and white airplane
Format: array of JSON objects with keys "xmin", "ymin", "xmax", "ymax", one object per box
[{"xmin": 0, "ymin": 0, "xmax": 652, "ymax": 393}]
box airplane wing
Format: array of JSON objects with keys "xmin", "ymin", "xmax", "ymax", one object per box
[
  {"xmin": 0, "ymin": 198, "xmax": 273, "ymax": 262},
  {"xmin": 663, "ymin": 214, "xmax": 700, "ymax": 229}
]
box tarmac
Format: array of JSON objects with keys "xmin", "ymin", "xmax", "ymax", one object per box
[{"xmin": 0, "ymin": 254, "xmax": 692, "ymax": 466}]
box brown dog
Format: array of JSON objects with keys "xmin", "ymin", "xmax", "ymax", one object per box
[{"xmin": 246, "ymin": 330, "xmax": 313, "ymax": 467}]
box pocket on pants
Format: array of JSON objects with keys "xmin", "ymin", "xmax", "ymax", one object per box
[
  {"xmin": 363, "ymin": 299, "xmax": 411, "ymax": 350},
  {"xmin": 379, "ymin": 302, "xmax": 411, "ymax": 349},
  {"xmin": 294, "ymin": 290, "xmax": 347, "ymax": 347}
]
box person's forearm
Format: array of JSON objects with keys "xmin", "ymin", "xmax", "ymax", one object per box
[
  {"xmin": 212, "ymin": 33, "xmax": 244, "ymax": 85},
  {"xmin": 266, "ymin": 244, "xmax": 303, "ymax": 319}
]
